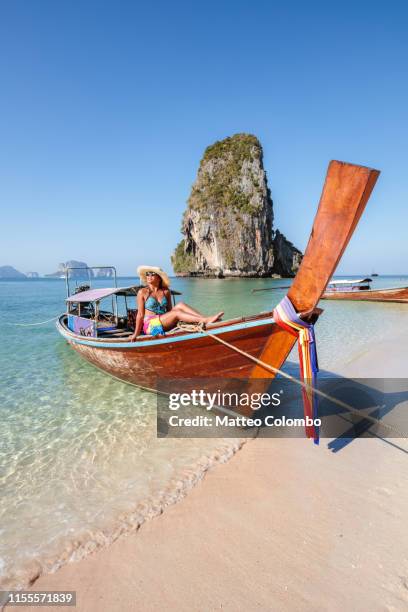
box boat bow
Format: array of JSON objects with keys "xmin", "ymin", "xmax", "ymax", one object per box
[{"xmin": 250, "ymin": 160, "xmax": 380, "ymax": 378}]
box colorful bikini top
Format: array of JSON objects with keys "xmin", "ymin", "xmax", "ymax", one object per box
[{"xmin": 145, "ymin": 293, "xmax": 168, "ymax": 315}]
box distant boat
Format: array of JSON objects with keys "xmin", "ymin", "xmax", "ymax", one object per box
[
  {"xmin": 324, "ymin": 278, "xmax": 373, "ymax": 292},
  {"xmin": 322, "ymin": 278, "xmax": 408, "ymax": 303},
  {"xmin": 55, "ymin": 161, "xmax": 380, "ymax": 391}
]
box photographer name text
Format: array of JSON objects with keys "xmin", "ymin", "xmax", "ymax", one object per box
[{"xmin": 168, "ymin": 415, "xmax": 321, "ymax": 428}]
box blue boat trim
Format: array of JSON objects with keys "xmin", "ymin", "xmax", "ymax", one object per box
[{"xmin": 56, "ymin": 316, "xmax": 275, "ymax": 349}]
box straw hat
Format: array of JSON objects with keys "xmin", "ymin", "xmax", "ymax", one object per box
[{"xmin": 137, "ymin": 265, "xmax": 171, "ymax": 288}]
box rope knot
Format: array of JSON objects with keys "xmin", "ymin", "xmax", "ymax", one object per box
[{"xmin": 273, "ymin": 296, "xmax": 319, "ymax": 444}]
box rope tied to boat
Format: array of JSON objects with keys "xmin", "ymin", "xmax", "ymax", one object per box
[
  {"xmin": 273, "ymin": 296, "xmax": 319, "ymax": 444},
  {"xmin": 175, "ymin": 321, "xmax": 206, "ymax": 333},
  {"xmin": 6, "ymin": 315, "xmax": 60, "ymax": 327},
  {"xmin": 197, "ymin": 327, "xmax": 408, "ymax": 439}
]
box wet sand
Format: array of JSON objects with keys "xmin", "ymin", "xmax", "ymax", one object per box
[{"xmin": 12, "ymin": 333, "xmax": 408, "ymax": 611}]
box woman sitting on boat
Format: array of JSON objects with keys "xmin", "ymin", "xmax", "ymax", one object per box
[{"xmin": 130, "ymin": 266, "xmax": 223, "ymax": 340}]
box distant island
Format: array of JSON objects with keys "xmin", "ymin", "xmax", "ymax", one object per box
[
  {"xmin": 171, "ymin": 133, "xmax": 302, "ymax": 278},
  {"xmin": 46, "ymin": 261, "xmax": 114, "ymax": 279},
  {"xmin": 0, "ymin": 261, "xmax": 116, "ymax": 279},
  {"xmin": 0, "ymin": 265, "xmax": 27, "ymax": 279}
]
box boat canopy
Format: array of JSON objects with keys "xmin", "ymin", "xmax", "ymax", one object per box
[
  {"xmin": 327, "ymin": 278, "xmax": 372, "ymax": 286},
  {"xmin": 66, "ymin": 285, "xmax": 181, "ymax": 303}
]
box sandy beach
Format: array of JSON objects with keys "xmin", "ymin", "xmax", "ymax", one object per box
[
  {"xmin": 10, "ymin": 331, "xmax": 408, "ymax": 612},
  {"xmin": 2, "ymin": 1, "xmax": 407, "ymax": 609}
]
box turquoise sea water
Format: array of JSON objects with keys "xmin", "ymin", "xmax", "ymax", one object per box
[{"xmin": 1, "ymin": 276, "xmax": 408, "ymax": 588}]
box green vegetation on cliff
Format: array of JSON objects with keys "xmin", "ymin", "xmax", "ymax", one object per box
[
  {"xmin": 171, "ymin": 240, "xmax": 197, "ymax": 274},
  {"xmin": 202, "ymin": 133, "xmax": 261, "ymax": 164},
  {"xmin": 188, "ymin": 133, "xmax": 263, "ymax": 216}
]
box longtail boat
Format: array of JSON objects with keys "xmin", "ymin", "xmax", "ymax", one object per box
[
  {"xmin": 56, "ymin": 161, "xmax": 380, "ymax": 392},
  {"xmin": 322, "ymin": 278, "xmax": 408, "ymax": 303},
  {"xmin": 325, "ymin": 278, "xmax": 373, "ymax": 292}
]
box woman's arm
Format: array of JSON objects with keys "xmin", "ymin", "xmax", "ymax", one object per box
[{"xmin": 130, "ymin": 290, "xmax": 146, "ymax": 341}]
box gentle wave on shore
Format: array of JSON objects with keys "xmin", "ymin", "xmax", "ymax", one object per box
[{"xmin": 1, "ymin": 276, "xmax": 408, "ymax": 589}]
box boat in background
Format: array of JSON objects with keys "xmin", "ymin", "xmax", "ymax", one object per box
[
  {"xmin": 56, "ymin": 160, "xmax": 380, "ymax": 392},
  {"xmin": 322, "ymin": 277, "xmax": 408, "ymax": 303},
  {"xmin": 324, "ymin": 278, "xmax": 373, "ymax": 293}
]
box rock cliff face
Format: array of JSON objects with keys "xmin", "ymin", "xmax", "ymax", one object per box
[
  {"xmin": 271, "ymin": 230, "xmax": 303, "ymax": 277},
  {"xmin": 172, "ymin": 134, "xmax": 302, "ymax": 277},
  {"xmin": 46, "ymin": 262, "xmax": 114, "ymax": 278},
  {"xmin": 46, "ymin": 261, "xmax": 92, "ymax": 278},
  {"xmin": 94, "ymin": 268, "xmax": 114, "ymax": 278}
]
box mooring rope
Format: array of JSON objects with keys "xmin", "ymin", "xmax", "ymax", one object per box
[
  {"xmin": 174, "ymin": 322, "xmax": 407, "ymax": 439},
  {"xmin": 7, "ymin": 315, "xmax": 60, "ymax": 327},
  {"xmin": 4, "ymin": 317, "xmax": 404, "ymax": 437}
]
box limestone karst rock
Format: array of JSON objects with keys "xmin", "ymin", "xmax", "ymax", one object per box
[
  {"xmin": 46, "ymin": 262, "xmax": 114, "ymax": 278},
  {"xmin": 172, "ymin": 134, "xmax": 302, "ymax": 277},
  {"xmin": 46, "ymin": 261, "xmax": 93, "ymax": 278}
]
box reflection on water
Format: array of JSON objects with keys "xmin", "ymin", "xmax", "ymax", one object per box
[{"xmin": 1, "ymin": 276, "xmax": 408, "ymax": 588}]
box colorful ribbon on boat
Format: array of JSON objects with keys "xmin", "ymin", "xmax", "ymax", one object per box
[{"xmin": 273, "ymin": 296, "xmax": 319, "ymax": 444}]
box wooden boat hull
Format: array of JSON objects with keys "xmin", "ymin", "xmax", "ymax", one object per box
[
  {"xmin": 321, "ymin": 286, "xmax": 408, "ymax": 303},
  {"xmin": 56, "ymin": 160, "xmax": 381, "ymax": 393},
  {"xmin": 56, "ymin": 313, "xmax": 294, "ymax": 391}
]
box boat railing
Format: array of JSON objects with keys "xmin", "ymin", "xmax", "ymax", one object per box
[
  {"xmin": 64, "ymin": 284, "xmax": 183, "ymax": 338},
  {"xmin": 64, "ymin": 266, "xmax": 118, "ymax": 299}
]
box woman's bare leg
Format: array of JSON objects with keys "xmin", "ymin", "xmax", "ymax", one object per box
[
  {"xmin": 160, "ymin": 310, "xmax": 205, "ymax": 331},
  {"xmin": 160, "ymin": 310, "xmax": 224, "ymax": 331},
  {"xmin": 173, "ymin": 302, "xmax": 224, "ymax": 321},
  {"xmin": 172, "ymin": 301, "xmax": 203, "ymax": 316},
  {"xmin": 206, "ymin": 312, "xmax": 224, "ymax": 324}
]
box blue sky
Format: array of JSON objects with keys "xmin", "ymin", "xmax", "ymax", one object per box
[{"xmin": 0, "ymin": 0, "xmax": 407, "ymax": 275}]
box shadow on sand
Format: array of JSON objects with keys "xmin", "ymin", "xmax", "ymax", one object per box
[{"xmin": 270, "ymin": 362, "xmax": 408, "ymax": 454}]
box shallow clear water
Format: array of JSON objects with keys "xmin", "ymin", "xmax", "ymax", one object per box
[{"xmin": 1, "ymin": 276, "xmax": 408, "ymax": 587}]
